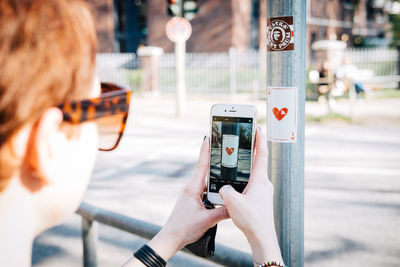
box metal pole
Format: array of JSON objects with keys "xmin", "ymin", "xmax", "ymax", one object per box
[
  {"xmin": 179, "ymin": 0, "xmax": 184, "ymax": 17},
  {"xmin": 82, "ymin": 217, "xmax": 98, "ymax": 267},
  {"xmin": 175, "ymin": 0, "xmax": 186, "ymax": 117},
  {"xmin": 175, "ymin": 40, "xmax": 186, "ymax": 117},
  {"xmin": 266, "ymin": 1, "xmax": 305, "ymax": 267}
]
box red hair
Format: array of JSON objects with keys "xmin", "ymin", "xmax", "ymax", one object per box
[{"xmin": 0, "ymin": 0, "xmax": 98, "ymax": 191}]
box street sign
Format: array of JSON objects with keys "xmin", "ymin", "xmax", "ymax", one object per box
[
  {"xmin": 267, "ymin": 86, "xmax": 298, "ymax": 143},
  {"xmin": 165, "ymin": 17, "xmax": 192, "ymax": 43}
]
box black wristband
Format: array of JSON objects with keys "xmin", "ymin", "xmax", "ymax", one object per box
[{"xmin": 134, "ymin": 244, "xmax": 167, "ymax": 267}]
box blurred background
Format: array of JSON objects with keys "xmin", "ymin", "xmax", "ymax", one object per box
[{"xmin": 33, "ymin": 0, "xmax": 400, "ymax": 266}]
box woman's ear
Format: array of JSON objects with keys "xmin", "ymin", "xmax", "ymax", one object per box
[
  {"xmin": 21, "ymin": 108, "xmax": 64, "ymax": 192},
  {"xmin": 0, "ymin": 123, "xmax": 32, "ymax": 192}
]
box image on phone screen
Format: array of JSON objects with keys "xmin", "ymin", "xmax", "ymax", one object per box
[{"xmin": 209, "ymin": 116, "xmax": 253, "ymax": 193}]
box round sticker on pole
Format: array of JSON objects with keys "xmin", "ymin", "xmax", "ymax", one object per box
[
  {"xmin": 267, "ymin": 16, "xmax": 294, "ymax": 52},
  {"xmin": 165, "ymin": 17, "xmax": 192, "ymax": 43}
]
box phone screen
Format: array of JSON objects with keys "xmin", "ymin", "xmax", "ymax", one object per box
[{"xmin": 209, "ymin": 116, "xmax": 253, "ymax": 193}]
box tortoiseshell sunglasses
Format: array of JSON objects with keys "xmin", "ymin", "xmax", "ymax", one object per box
[{"xmin": 58, "ymin": 82, "xmax": 131, "ymax": 151}]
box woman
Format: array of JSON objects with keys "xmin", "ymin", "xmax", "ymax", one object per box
[{"xmin": 0, "ymin": 0, "xmax": 284, "ymax": 266}]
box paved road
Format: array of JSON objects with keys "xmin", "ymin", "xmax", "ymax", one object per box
[{"xmin": 33, "ymin": 96, "xmax": 400, "ymax": 267}]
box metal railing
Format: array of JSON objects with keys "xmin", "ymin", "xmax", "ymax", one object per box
[
  {"xmin": 96, "ymin": 47, "xmax": 399, "ymax": 96},
  {"xmin": 344, "ymin": 47, "xmax": 400, "ymax": 88},
  {"xmin": 97, "ymin": 53, "xmax": 139, "ymax": 87},
  {"xmin": 96, "ymin": 49, "xmax": 266, "ymax": 95},
  {"xmin": 159, "ymin": 48, "xmax": 265, "ymax": 95},
  {"xmin": 76, "ymin": 202, "xmax": 253, "ymax": 267}
]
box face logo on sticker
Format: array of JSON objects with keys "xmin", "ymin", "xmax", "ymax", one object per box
[
  {"xmin": 272, "ymin": 29, "xmax": 283, "ymax": 44},
  {"xmin": 225, "ymin": 147, "xmax": 234, "ymax": 155},
  {"xmin": 273, "ymin": 107, "xmax": 288, "ymax": 121},
  {"xmin": 267, "ymin": 16, "xmax": 294, "ymax": 51}
]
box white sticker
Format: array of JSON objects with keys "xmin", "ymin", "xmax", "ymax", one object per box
[
  {"xmin": 267, "ymin": 87, "xmax": 298, "ymax": 143},
  {"xmin": 221, "ymin": 134, "xmax": 239, "ymax": 167}
]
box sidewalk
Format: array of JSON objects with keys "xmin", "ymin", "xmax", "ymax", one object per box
[{"xmin": 305, "ymin": 96, "xmax": 400, "ymax": 126}]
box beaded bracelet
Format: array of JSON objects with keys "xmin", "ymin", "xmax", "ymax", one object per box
[
  {"xmin": 259, "ymin": 261, "xmax": 287, "ymax": 267},
  {"xmin": 134, "ymin": 244, "xmax": 166, "ymax": 267}
]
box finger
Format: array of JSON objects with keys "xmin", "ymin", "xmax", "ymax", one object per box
[
  {"xmin": 219, "ymin": 185, "xmax": 243, "ymax": 209},
  {"xmin": 205, "ymin": 206, "xmax": 230, "ymax": 226},
  {"xmin": 219, "ymin": 185, "xmax": 234, "ymax": 198},
  {"xmin": 188, "ymin": 136, "xmax": 210, "ymax": 195},
  {"xmin": 250, "ymin": 127, "xmax": 268, "ymax": 182}
]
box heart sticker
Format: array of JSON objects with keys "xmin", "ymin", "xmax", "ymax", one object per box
[
  {"xmin": 225, "ymin": 147, "xmax": 234, "ymax": 155},
  {"xmin": 273, "ymin": 107, "xmax": 288, "ymax": 121}
]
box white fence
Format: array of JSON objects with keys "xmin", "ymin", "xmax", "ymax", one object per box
[
  {"xmin": 96, "ymin": 47, "xmax": 399, "ymax": 94},
  {"xmin": 97, "ymin": 53, "xmax": 139, "ymax": 86},
  {"xmin": 159, "ymin": 49, "xmax": 264, "ymax": 94},
  {"xmin": 97, "ymin": 48, "xmax": 266, "ymax": 95},
  {"xmin": 344, "ymin": 48, "xmax": 400, "ymax": 89}
]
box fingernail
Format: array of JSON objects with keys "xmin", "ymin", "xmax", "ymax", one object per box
[
  {"xmin": 203, "ymin": 135, "xmax": 207, "ymax": 141},
  {"xmin": 257, "ymin": 126, "xmax": 263, "ymax": 133}
]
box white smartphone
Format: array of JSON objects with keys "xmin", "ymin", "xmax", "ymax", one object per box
[{"xmin": 207, "ymin": 104, "xmax": 257, "ymax": 205}]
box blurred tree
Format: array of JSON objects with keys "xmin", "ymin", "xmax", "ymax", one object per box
[
  {"xmin": 389, "ymin": 10, "xmax": 400, "ymax": 47},
  {"xmin": 239, "ymin": 125, "xmax": 252, "ymax": 149},
  {"xmin": 212, "ymin": 122, "xmax": 221, "ymax": 148}
]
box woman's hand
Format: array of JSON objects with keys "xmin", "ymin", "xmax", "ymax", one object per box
[
  {"xmin": 151, "ymin": 136, "xmax": 228, "ymax": 256},
  {"xmin": 123, "ymin": 136, "xmax": 228, "ymax": 266},
  {"xmin": 218, "ymin": 128, "xmax": 284, "ymax": 266}
]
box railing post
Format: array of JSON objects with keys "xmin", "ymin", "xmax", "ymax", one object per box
[
  {"xmin": 82, "ymin": 217, "xmax": 98, "ymax": 267},
  {"xmin": 229, "ymin": 47, "xmax": 237, "ymax": 95},
  {"xmin": 266, "ymin": 0, "xmax": 305, "ymax": 266}
]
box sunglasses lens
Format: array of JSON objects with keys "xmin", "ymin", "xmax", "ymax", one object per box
[{"xmin": 97, "ymin": 113, "xmax": 126, "ymax": 151}]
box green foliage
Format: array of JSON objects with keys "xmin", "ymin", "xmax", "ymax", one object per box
[
  {"xmin": 369, "ymin": 88, "xmax": 400, "ymax": 99},
  {"xmin": 126, "ymin": 69, "xmax": 142, "ymax": 91},
  {"xmin": 389, "ymin": 13, "xmax": 400, "ymax": 47},
  {"xmin": 305, "ymin": 68, "xmax": 319, "ymax": 101}
]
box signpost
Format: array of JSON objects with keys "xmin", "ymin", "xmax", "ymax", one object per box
[
  {"xmin": 266, "ymin": 1, "xmax": 306, "ymax": 266},
  {"xmin": 165, "ymin": 17, "xmax": 192, "ymax": 43},
  {"xmin": 166, "ymin": 15, "xmax": 192, "ymax": 117}
]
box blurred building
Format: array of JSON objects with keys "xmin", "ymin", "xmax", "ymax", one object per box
[
  {"xmin": 146, "ymin": 0, "xmax": 258, "ymax": 53},
  {"xmin": 307, "ymin": 0, "xmax": 390, "ymax": 65},
  {"xmin": 87, "ymin": 0, "xmax": 391, "ymax": 58},
  {"xmin": 86, "ymin": 0, "xmax": 115, "ymax": 52},
  {"xmin": 88, "ymin": 0, "xmax": 262, "ymax": 53}
]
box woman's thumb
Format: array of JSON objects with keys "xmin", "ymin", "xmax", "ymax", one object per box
[{"xmin": 219, "ymin": 185, "xmax": 242, "ymax": 207}]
